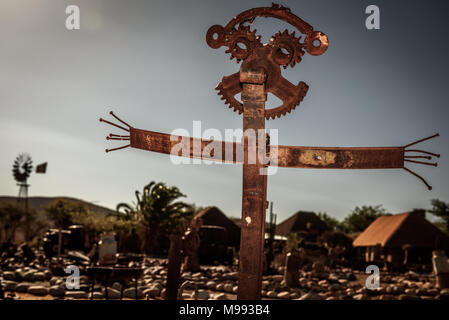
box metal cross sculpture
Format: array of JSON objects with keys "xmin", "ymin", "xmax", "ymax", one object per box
[{"xmin": 100, "ymin": 4, "xmax": 440, "ymax": 300}]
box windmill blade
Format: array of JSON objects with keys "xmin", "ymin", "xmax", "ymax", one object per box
[{"xmin": 36, "ymin": 162, "xmax": 47, "ymax": 174}]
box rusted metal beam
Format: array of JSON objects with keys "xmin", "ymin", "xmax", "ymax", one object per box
[
  {"xmin": 238, "ymin": 67, "xmax": 267, "ymax": 300},
  {"xmin": 129, "ymin": 127, "xmax": 405, "ymax": 169}
]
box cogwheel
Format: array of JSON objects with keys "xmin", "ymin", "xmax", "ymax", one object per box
[
  {"xmin": 215, "ymin": 72, "xmax": 243, "ymax": 114},
  {"xmin": 265, "ymin": 82, "xmax": 309, "ymax": 119},
  {"xmin": 224, "ymin": 25, "xmax": 262, "ymax": 63},
  {"xmin": 269, "ymin": 29, "xmax": 305, "ymax": 69}
]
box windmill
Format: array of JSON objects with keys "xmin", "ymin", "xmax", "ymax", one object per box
[{"xmin": 12, "ymin": 153, "xmax": 47, "ymax": 241}]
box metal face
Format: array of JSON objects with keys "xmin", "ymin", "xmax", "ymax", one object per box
[{"xmin": 207, "ymin": 3, "xmax": 328, "ymax": 120}]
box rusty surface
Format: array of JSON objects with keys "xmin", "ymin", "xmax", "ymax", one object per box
[
  {"xmin": 101, "ymin": 119, "xmax": 438, "ymax": 183},
  {"xmin": 128, "ymin": 126, "xmax": 405, "ymax": 169},
  {"xmin": 237, "ymin": 68, "xmax": 267, "ymax": 300},
  {"xmin": 207, "ymin": 4, "xmax": 328, "ymax": 119},
  {"xmin": 99, "ymin": 4, "xmax": 441, "ymax": 301}
]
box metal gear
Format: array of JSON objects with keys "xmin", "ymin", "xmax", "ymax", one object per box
[
  {"xmin": 207, "ymin": 4, "xmax": 329, "ymax": 120},
  {"xmin": 270, "ymin": 29, "xmax": 305, "ymax": 69},
  {"xmin": 224, "ymin": 25, "xmax": 262, "ymax": 63}
]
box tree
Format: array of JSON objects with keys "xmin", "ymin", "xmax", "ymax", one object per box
[
  {"xmin": 0, "ymin": 203, "xmax": 46, "ymax": 243},
  {"xmin": 45, "ymin": 199, "xmax": 88, "ymax": 229},
  {"xmin": 115, "ymin": 181, "xmax": 194, "ymax": 254},
  {"xmin": 342, "ymin": 205, "xmax": 388, "ymax": 233},
  {"xmin": 0, "ymin": 203, "xmax": 24, "ymax": 242},
  {"xmin": 428, "ymin": 199, "xmax": 449, "ymax": 234},
  {"xmin": 23, "ymin": 207, "xmax": 47, "ymax": 243},
  {"xmin": 317, "ymin": 212, "xmax": 343, "ymax": 231},
  {"xmin": 45, "ymin": 199, "xmax": 88, "ymax": 260}
]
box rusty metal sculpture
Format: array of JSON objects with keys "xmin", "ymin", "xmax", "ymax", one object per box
[{"xmin": 100, "ymin": 4, "xmax": 440, "ymax": 300}]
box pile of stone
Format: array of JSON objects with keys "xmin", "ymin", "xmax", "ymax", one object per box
[{"xmin": 2, "ymin": 254, "xmax": 449, "ymax": 300}]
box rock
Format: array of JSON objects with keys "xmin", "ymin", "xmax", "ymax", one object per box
[
  {"xmin": 426, "ymin": 289, "xmax": 439, "ymax": 296},
  {"xmin": 15, "ymin": 282, "xmax": 31, "ymax": 292},
  {"xmin": 28, "ymin": 285, "xmax": 49, "ymax": 296},
  {"xmin": 15, "ymin": 270, "xmax": 25, "ymax": 282},
  {"xmin": 329, "ymin": 283, "xmax": 341, "ymax": 291},
  {"xmin": 232, "ymin": 286, "xmax": 238, "ymax": 293},
  {"xmin": 223, "ymin": 283, "xmax": 234, "ymax": 293},
  {"xmin": 89, "ymin": 291, "xmax": 104, "ymax": 299},
  {"xmin": 272, "ymin": 275, "xmax": 283, "ymax": 282},
  {"xmin": 312, "ymin": 262, "xmax": 325, "ymax": 273},
  {"xmin": 143, "ymin": 286, "xmax": 160, "ymax": 298},
  {"xmin": 44, "ymin": 270, "xmax": 52, "ymax": 280},
  {"xmin": 405, "ymin": 288, "xmax": 417, "ymax": 295},
  {"xmin": 65, "ymin": 291, "xmax": 88, "ymax": 299},
  {"xmin": 2, "ymin": 281, "xmax": 18, "ymax": 291},
  {"xmin": 23, "ymin": 270, "xmax": 36, "ymax": 282},
  {"xmin": 192, "ymin": 272, "xmax": 203, "ymax": 278},
  {"xmin": 266, "ymin": 291, "xmax": 277, "ymax": 298},
  {"xmin": 399, "ymin": 294, "xmax": 420, "ymax": 300},
  {"xmin": 143, "ymin": 268, "xmax": 152, "ymax": 276},
  {"xmin": 79, "ymin": 284, "xmax": 91, "ymax": 292},
  {"xmin": 50, "ymin": 277, "xmax": 60, "ymax": 286},
  {"xmin": 277, "ymin": 291, "xmax": 290, "ymax": 299},
  {"xmin": 213, "ymin": 293, "xmax": 228, "ymax": 300},
  {"xmin": 290, "ymin": 292, "xmax": 300, "ymax": 299},
  {"xmin": 193, "ymin": 289, "xmax": 209, "ymax": 300},
  {"xmin": 299, "ymin": 293, "xmax": 323, "ymax": 300},
  {"xmin": 33, "ymin": 272, "xmax": 46, "ymax": 281},
  {"xmin": 206, "ymin": 281, "xmax": 217, "ymax": 290},
  {"xmin": 160, "ymin": 288, "xmax": 166, "ymax": 299},
  {"xmin": 216, "ymin": 283, "xmax": 225, "ymax": 291},
  {"xmin": 318, "ymin": 279, "xmax": 328, "ymax": 286},
  {"xmin": 123, "ymin": 287, "xmax": 144, "ymax": 299},
  {"xmin": 112, "ymin": 282, "xmax": 122, "ymax": 291},
  {"xmin": 353, "ymin": 294, "xmax": 364, "ymax": 300},
  {"xmin": 3, "ymin": 271, "xmax": 16, "ymax": 281},
  {"xmin": 181, "ymin": 293, "xmax": 191, "ymax": 299},
  {"xmin": 228, "ymin": 271, "xmax": 239, "ymax": 279},
  {"xmin": 49, "ymin": 285, "xmax": 66, "ymax": 297},
  {"xmin": 104, "ymin": 287, "xmax": 121, "ymax": 299}
]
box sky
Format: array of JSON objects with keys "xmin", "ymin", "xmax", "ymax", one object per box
[{"xmin": 1, "ymin": 0, "xmax": 448, "ymax": 224}]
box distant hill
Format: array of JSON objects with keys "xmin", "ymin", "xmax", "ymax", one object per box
[{"xmin": 0, "ymin": 196, "xmax": 116, "ymax": 222}]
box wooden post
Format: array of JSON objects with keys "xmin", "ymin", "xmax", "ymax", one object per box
[{"xmin": 165, "ymin": 232, "xmax": 183, "ymax": 300}]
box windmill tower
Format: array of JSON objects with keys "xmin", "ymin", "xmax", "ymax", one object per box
[
  {"xmin": 12, "ymin": 153, "xmax": 33, "ymax": 212},
  {"xmin": 12, "ymin": 153, "xmax": 47, "ymax": 241}
]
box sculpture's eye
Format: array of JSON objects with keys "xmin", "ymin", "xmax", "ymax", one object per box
[
  {"xmin": 224, "ymin": 25, "xmax": 261, "ymax": 63},
  {"xmin": 206, "ymin": 25, "xmax": 225, "ymax": 49},
  {"xmin": 270, "ymin": 30, "xmax": 305, "ymax": 68}
]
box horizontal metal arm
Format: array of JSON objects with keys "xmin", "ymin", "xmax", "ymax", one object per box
[
  {"xmin": 100, "ymin": 112, "xmax": 439, "ymax": 189},
  {"xmin": 130, "ymin": 127, "xmax": 404, "ymax": 169}
]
